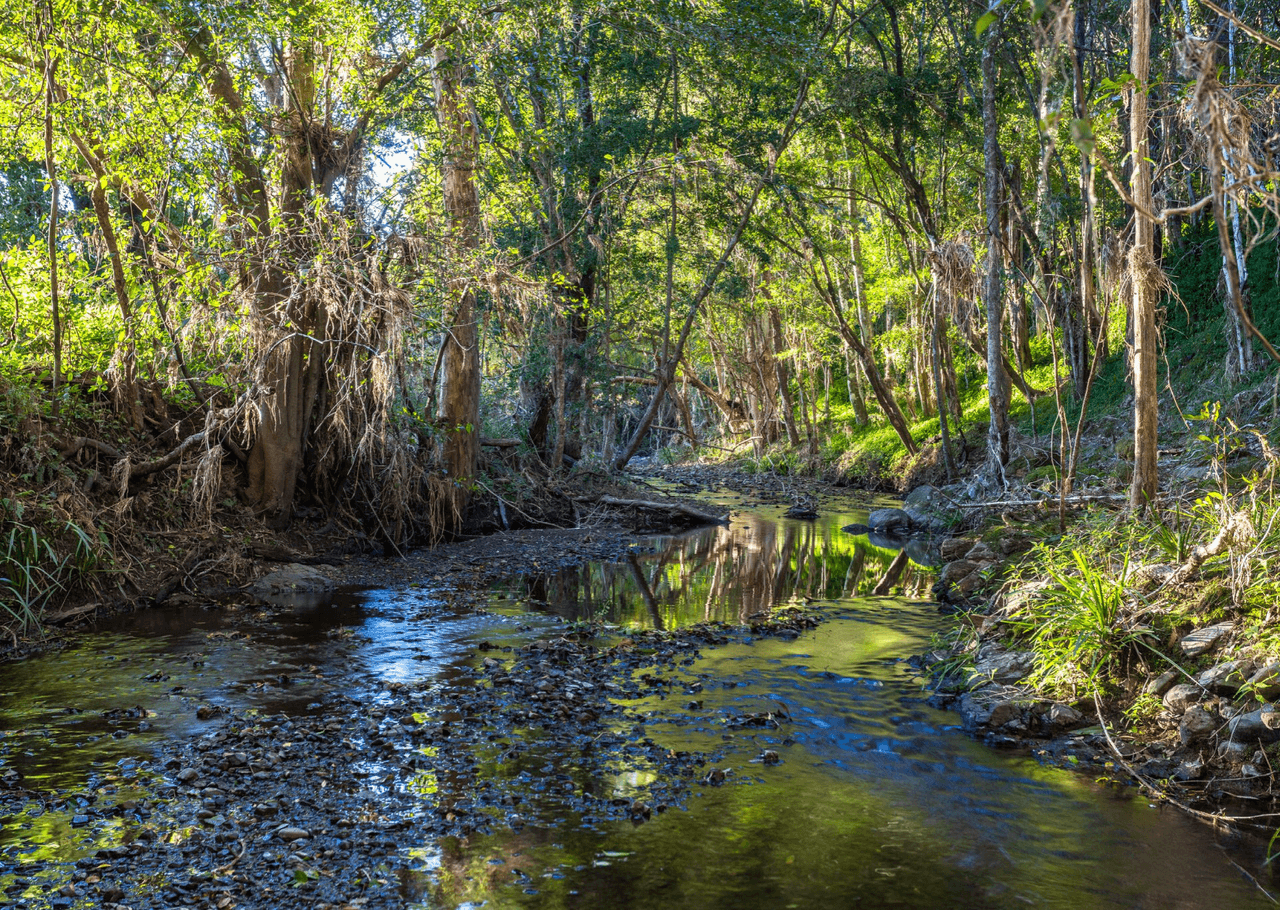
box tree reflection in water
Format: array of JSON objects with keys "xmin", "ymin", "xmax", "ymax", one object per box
[{"xmin": 509, "ymin": 513, "xmax": 937, "ymax": 629}]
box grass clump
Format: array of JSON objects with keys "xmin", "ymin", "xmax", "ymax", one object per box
[{"xmin": 1007, "ymin": 547, "xmax": 1148, "ymax": 697}]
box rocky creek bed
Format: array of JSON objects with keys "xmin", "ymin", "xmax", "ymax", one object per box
[
  {"xmin": 6, "ymin": 473, "xmax": 1280, "ymax": 909},
  {"xmin": 1, "ymin": 612, "xmax": 815, "ymax": 910}
]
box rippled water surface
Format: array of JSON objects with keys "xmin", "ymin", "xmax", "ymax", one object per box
[{"xmin": 1, "ymin": 496, "xmax": 1276, "ymax": 908}]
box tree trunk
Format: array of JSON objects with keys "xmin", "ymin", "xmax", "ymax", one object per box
[
  {"xmin": 42, "ymin": 31, "xmax": 62, "ymax": 418},
  {"xmin": 1129, "ymin": 0, "xmax": 1159, "ymax": 509},
  {"xmin": 982, "ymin": 38, "xmax": 1010, "ymax": 487},
  {"xmin": 434, "ymin": 46, "xmax": 482, "ymax": 520},
  {"xmin": 85, "ymin": 180, "xmax": 141, "ymax": 431},
  {"xmin": 769, "ymin": 305, "xmax": 800, "ymax": 446}
]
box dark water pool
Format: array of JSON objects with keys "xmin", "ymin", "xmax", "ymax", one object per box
[{"xmin": 1, "ymin": 497, "xmax": 1276, "ymax": 908}]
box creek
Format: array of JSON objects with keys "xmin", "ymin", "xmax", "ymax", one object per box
[{"xmin": 1, "ymin": 492, "xmax": 1276, "ymax": 908}]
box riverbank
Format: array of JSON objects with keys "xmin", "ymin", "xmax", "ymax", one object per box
[{"xmin": 648, "ymin": 451, "xmax": 1280, "ymax": 837}]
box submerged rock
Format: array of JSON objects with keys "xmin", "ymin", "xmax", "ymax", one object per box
[{"xmin": 249, "ymin": 563, "xmax": 335, "ymax": 596}]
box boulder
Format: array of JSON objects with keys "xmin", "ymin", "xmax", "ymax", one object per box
[
  {"xmin": 1227, "ymin": 706, "xmax": 1280, "ymax": 744},
  {"xmin": 939, "ymin": 559, "xmax": 980, "ymax": 589},
  {"xmin": 987, "ymin": 701, "xmax": 1023, "ymax": 728},
  {"xmin": 958, "ymin": 692, "xmax": 994, "ymax": 730},
  {"xmin": 1143, "ymin": 668, "xmax": 1180, "ymax": 698},
  {"xmin": 867, "ymin": 508, "xmax": 913, "ymax": 535},
  {"xmin": 1197, "ymin": 660, "xmax": 1257, "ymax": 695},
  {"xmin": 964, "ymin": 541, "xmax": 997, "ymax": 563},
  {"xmin": 939, "ymin": 537, "xmax": 975, "ymax": 562},
  {"xmin": 1163, "ymin": 683, "xmax": 1206, "ymax": 713},
  {"xmin": 249, "ymin": 563, "xmax": 335, "ymax": 596},
  {"xmin": 969, "ymin": 648, "xmax": 1036, "ymax": 685},
  {"xmin": 1179, "ymin": 704, "xmax": 1219, "ymax": 745},
  {"xmin": 902, "ymin": 485, "xmax": 961, "ymax": 531},
  {"xmin": 996, "ymin": 533, "xmax": 1033, "ymax": 557},
  {"xmin": 1048, "ymin": 703, "xmax": 1085, "ymax": 730},
  {"xmin": 1178, "ymin": 622, "xmax": 1233, "ymax": 659}
]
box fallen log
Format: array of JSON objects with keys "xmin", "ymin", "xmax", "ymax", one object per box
[
  {"xmin": 955, "ymin": 493, "xmax": 1127, "ymax": 508},
  {"xmin": 583, "ymin": 494, "xmax": 728, "ymax": 526}
]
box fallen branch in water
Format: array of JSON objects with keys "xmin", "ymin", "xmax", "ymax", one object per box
[{"xmin": 581, "ymin": 494, "xmax": 728, "ymax": 526}]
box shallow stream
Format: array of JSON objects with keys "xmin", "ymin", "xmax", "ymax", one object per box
[{"xmin": 1, "ymin": 495, "xmax": 1277, "ymax": 908}]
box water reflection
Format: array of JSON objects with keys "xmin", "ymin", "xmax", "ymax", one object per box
[
  {"xmin": 502, "ymin": 511, "xmax": 936, "ymax": 629},
  {"xmin": 1, "ymin": 494, "xmax": 1276, "ymax": 910}
]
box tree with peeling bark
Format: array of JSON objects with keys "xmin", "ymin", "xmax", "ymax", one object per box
[{"xmin": 1129, "ymin": 0, "xmax": 1158, "ymax": 510}]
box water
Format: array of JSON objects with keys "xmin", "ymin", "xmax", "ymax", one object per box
[{"xmin": 1, "ymin": 495, "xmax": 1276, "ymax": 908}]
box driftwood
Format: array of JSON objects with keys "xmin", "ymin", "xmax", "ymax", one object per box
[
  {"xmin": 584, "ymin": 494, "xmax": 728, "ymax": 526},
  {"xmin": 44, "ymin": 601, "xmax": 101, "ymax": 624},
  {"xmin": 481, "ymin": 437, "xmax": 521, "ymax": 448}
]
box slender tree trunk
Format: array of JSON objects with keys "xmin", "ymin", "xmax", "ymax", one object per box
[
  {"xmin": 85, "ymin": 182, "xmax": 142, "ymax": 430},
  {"xmin": 43, "ymin": 26, "xmax": 61, "ymax": 418},
  {"xmin": 982, "ymin": 37, "xmax": 1010, "ymax": 486},
  {"xmin": 434, "ymin": 45, "xmax": 482, "ymax": 519},
  {"xmin": 1129, "ymin": 0, "xmax": 1159, "ymax": 509},
  {"xmin": 770, "ymin": 305, "xmax": 801, "ymax": 446},
  {"xmin": 1073, "ymin": 0, "xmax": 1102, "ymax": 373},
  {"xmin": 931, "ymin": 277, "xmax": 956, "ymax": 479},
  {"xmin": 846, "ymin": 349, "xmax": 869, "ymax": 425}
]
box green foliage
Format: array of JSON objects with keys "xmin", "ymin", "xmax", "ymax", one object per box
[
  {"xmin": 1010, "ymin": 548, "xmax": 1142, "ymax": 697},
  {"xmin": 0, "ymin": 516, "xmax": 108, "ymax": 639}
]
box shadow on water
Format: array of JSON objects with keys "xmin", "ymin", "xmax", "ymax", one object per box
[{"xmin": 2, "ymin": 495, "xmax": 1279, "ymax": 908}]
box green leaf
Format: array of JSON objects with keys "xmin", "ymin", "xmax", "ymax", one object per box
[{"xmin": 975, "ymin": 11, "xmax": 997, "ymax": 36}]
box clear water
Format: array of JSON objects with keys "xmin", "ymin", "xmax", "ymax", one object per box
[{"xmin": 1, "ymin": 496, "xmax": 1276, "ymax": 908}]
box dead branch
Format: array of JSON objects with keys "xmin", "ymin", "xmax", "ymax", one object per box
[
  {"xmin": 1168, "ymin": 511, "xmax": 1254, "ymax": 586},
  {"xmin": 582, "ymin": 494, "xmax": 728, "ymax": 526},
  {"xmin": 127, "ymin": 429, "xmax": 208, "ymax": 481},
  {"xmin": 59, "ymin": 437, "xmax": 124, "ymax": 460}
]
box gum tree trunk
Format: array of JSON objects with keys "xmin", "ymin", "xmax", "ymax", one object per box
[{"xmin": 1129, "ymin": 0, "xmax": 1159, "ymax": 509}]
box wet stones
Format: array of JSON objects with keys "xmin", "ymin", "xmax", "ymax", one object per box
[{"xmin": 968, "ymin": 644, "xmax": 1036, "ymax": 686}]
